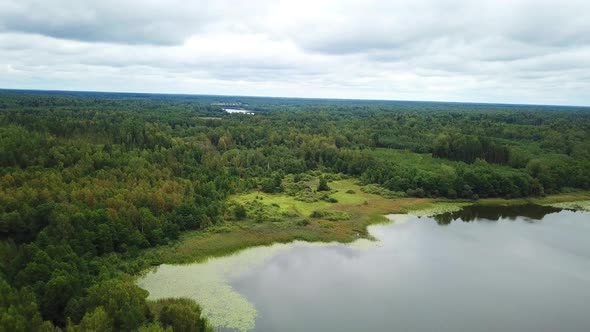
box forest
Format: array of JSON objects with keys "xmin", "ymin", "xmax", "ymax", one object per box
[{"xmin": 1, "ymin": 90, "xmax": 589, "ymax": 331}]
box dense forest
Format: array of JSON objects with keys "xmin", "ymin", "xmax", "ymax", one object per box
[{"xmin": 1, "ymin": 90, "xmax": 589, "ymax": 331}]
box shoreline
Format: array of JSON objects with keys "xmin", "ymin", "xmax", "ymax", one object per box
[
  {"xmin": 136, "ymin": 192, "xmax": 589, "ymax": 331},
  {"xmin": 140, "ymin": 190, "xmax": 590, "ymax": 267}
]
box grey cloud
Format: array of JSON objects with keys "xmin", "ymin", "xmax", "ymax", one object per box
[
  {"xmin": 0, "ymin": 0, "xmax": 590, "ymax": 105},
  {"xmin": 289, "ymin": 0, "xmax": 590, "ymax": 62},
  {"xmin": 0, "ymin": 0, "xmax": 249, "ymax": 45},
  {"xmin": 0, "ymin": 32, "xmax": 320, "ymax": 85}
]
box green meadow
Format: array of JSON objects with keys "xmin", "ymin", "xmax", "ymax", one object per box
[{"xmin": 146, "ymin": 175, "xmax": 590, "ymax": 265}]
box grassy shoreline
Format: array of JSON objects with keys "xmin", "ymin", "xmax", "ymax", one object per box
[
  {"xmin": 142, "ymin": 179, "xmax": 590, "ymax": 266},
  {"xmin": 137, "ymin": 186, "xmax": 589, "ymax": 332}
]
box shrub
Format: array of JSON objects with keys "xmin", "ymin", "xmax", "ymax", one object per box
[
  {"xmin": 233, "ymin": 204, "xmax": 247, "ymax": 220},
  {"xmin": 317, "ymin": 176, "xmax": 330, "ymax": 191},
  {"xmin": 296, "ymin": 219, "xmax": 310, "ymax": 226},
  {"xmin": 361, "ymin": 184, "xmax": 404, "ymax": 198},
  {"xmin": 150, "ymin": 298, "xmax": 210, "ymax": 332},
  {"xmin": 320, "ymin": 195, "xmax": 338, "ymax": 203},
  {"xmin": 407, "ymin": 188, "xmax": 426, "ymax": 198}
]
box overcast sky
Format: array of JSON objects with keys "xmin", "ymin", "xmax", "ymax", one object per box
[{"xmin": 1, "ymin": 0, "xmax": 590, "ymax": 105}]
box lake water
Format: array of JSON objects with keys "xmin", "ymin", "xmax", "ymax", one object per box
[
  {"xmin": 223, "ymin": 108, "xmax": 255, "ymax": 115},
  {"xmin": 138, "ymin": 205, "xmax": 590, "ymax": 332}
]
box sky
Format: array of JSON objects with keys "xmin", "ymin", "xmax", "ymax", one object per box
[{"xmin": 1, "ymin": 0, "xmax": 590, "ymax": 106}]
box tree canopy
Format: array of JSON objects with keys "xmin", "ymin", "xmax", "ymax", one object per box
[{"xmin": 1, "ymin": 91, "xmax": 589, "ymax": 330}]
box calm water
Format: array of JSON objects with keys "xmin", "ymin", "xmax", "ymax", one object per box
[
  {"xmin": 223, "ymin": 108, "xmax": 255, "ymax": 115},
  {"xmin": 139, "ymin": 206, "xmax": 590, "ymax": 332}
]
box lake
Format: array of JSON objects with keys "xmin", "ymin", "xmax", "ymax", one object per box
[
  {"xmin": 138, "ymin": 205, "xmax": 590, "ymax": 331},
  {"xmin": 223, "ymin": 108, "xmax": 255, "ymax": 115}
]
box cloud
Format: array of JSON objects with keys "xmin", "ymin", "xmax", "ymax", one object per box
[
  {"xmin": 285, "ymin": 0, "xmax": 590, "ymax": 54},
  {"xmin": 0, "ymin": 0, "xmax": 266, "ymax": 45},
  {"xmin": 0, "ymin": 0, "xmax": 589, "ymax": 105}
]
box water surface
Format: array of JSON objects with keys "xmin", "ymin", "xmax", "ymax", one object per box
[
  {"xmin": 139, "ymin": 206, "xmax": 590, "ymax": 331},
  {"xmin": 223, "ymin": 108, "xmax": 255, "ymax": 115}
]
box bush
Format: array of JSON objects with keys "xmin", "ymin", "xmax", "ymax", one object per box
[
  {"xmin": 317, "ymin": 176, "xmax": 330, "ymax": 191},
  {"xmin": 320, "ymin": 195, "xmax": 338, "ymax": 203},
  {"xmin": 407, "ymin": 188, "xmax": 426, "ymax": 198},
  {"xmin": 296, "ymin": 219, "xmax": 310, "ymax": 226},
  {"xmin": 233, "ymin": 204, "xmax": 247, "ymax": 220},
  {"xmin": 261, "ymin": 173, "xmax": 284, "ymax": 193},
  {"xmin": 150, "ymin": 298, "xmax": 210, "ymax": 332},
  {"xmin": 447, "ymin": 189, "xmax": 458, "ymax": 199},
  {"xmin": 361, "ymin": 184, "xmax": 404, "ymax": 198}
]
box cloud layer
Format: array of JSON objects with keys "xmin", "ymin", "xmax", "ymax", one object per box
[{"xmin": 1, "ymin": 0, "xmax": 590, "ymax": 105}]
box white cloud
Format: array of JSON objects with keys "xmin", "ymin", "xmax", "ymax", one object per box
[{"xmin": 0, "ymin": 0, "xmax": 589, "ymax": 105}]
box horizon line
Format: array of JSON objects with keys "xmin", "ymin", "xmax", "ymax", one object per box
[{"xmin": 1, "ymin": 87, "xmax": 589, "ymax": 109}]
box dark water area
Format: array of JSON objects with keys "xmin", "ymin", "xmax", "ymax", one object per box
[
  {"xmin": 432, "ymin": 204, "xmax": 562, "ymax": 224},
  {"xmin": 230, "ymin": 206, "xmax": 590, "ymax": 332}
]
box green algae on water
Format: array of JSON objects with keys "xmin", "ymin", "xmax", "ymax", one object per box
[
  {"xmin": 137, "ymin": 237, "xmax": 388, "ymax": 331},
  {"xmin": 546, "ymin": 200, "xmax": 590, "ymax": 212},
  {"xmin": 137, "ymin": 243, "xmax": 295, "ymax": 331},
  {"xmin": 140, "ymin": 209, "xmax": 479, "ymax": 331},
  {"xmin": 408, "ymin": 202, "xmax": 470, "ymax": 217}
]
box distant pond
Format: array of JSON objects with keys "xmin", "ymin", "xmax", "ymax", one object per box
[
  {"xmin": 223, "ymin": 108, "xmax": 255, "ymax": 115},
  {"xmin": 138, "ymin": 205, "xmax": 590, "ymax": 332}
]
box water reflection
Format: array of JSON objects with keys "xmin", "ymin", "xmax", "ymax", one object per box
[
  {"xmin": 433, "ymin": 204, "xmax": 562, "ymax": 225},
  {"xmin": 140, "ymin": 206, "xmax": 590, "ymax": 332},
  {"xmin": 230, "ymin": 208, "xmax": 590, "ymax": 332}
]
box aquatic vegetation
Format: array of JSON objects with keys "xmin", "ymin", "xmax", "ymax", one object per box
[
  {"xmin": 408, "ymin": 202, "xmax": 470, "ymax": 217},
  {"xmin": 138, "ymin": 243, "xmax": 292, "ymax": 331},
  {"xmin": 138, "ymin": 231, "xmax": 391, "ymax": 331},
  {"xmin": 138, "ymin": 200, "xmax": 587, "ymax": 331},
  {"xmin": 547, "ymin": 200, "xmax": 590, "ymax": 212},
  {"xmin": 140, "ymin": 240, "xmax": 365, "ymax": 331}
]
